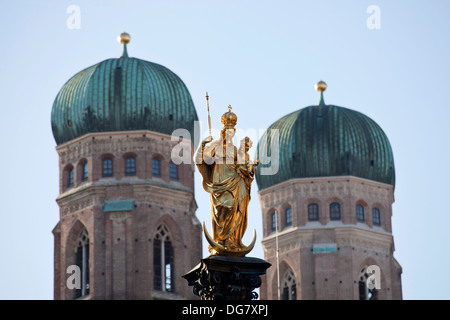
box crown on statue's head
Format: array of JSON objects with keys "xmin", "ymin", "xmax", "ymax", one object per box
[{"xmin": 221, "ymin": 105, "xmax": 237, "ymax": 129}]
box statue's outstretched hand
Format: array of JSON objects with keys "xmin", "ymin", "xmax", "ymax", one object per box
[{"xmin": 202, "ymin": 136, "xmax": 213, "ymax": 145}]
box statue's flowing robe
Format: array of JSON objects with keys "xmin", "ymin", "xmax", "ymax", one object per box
[{"xmin": 195, "ymin": 141, "xmax": 255, "ymax": 251}]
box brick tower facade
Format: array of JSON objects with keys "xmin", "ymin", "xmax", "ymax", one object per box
[
  {"xmin": 53, "ymin": 130, "xmax": 201, "ymax": 299},
  {"xmin": 258, "ymin": 176, "xmax": 402, "ymax": 300}
]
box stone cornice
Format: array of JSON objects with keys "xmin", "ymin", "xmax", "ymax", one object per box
[
  {"xmin": 56, "ymin": 130, "xmax": 194, "ymax": 165},
  {"xmin": 56, "ymin": 129, "xmax": 179, "ymax": 151},
  {"xmin": 57, "ymin": 178, "xmax": 193, "ymax": 202},
  {"xmin": 57, "ymin": 181, "xmax": 195, "ymax": 218},
  {"xmin": 262, "ymin": 225, "xmax": 394, "ymax": 258},
  {"xmin": 259, "ymin": 175, "xmax": 393, "ymax": 194},
  {"xmin": 258, "ymin": 175, "xmax": 394, "ymax": 208}
]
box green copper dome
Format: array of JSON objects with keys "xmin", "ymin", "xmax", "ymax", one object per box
[
  {"xmin": 51, "ymin": 44, "xmax": 198, "ymax": 145},
  {"xmin": 255, "ymin": 99, "xmax": 395, "ymax": 190}
]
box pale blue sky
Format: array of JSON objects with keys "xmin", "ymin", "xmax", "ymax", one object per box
[{"xmin": 0, "ymin": 0, "xmax": 449, "ymax": 299}]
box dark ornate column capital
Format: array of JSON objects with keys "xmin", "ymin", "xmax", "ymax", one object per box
[{"xmin": 183, "ymin": 255, "xmax": 271, "ymax": 300}]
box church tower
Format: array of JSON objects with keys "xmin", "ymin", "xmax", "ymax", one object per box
[
  {"xmin": 51, "ymin": 34, "xmax": 202, "ymax": 300},
  {"xmin": 255, "ymin": 81, "xmax": 402, "ymax": 300}
]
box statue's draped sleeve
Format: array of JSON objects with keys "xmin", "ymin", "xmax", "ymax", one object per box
[{"xmin": 194, "ymin": 140, "xmax": 218, "ymax": 188}]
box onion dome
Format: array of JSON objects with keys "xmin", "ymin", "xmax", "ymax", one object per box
[
  {"xmin": 255, "ymin": 81, "xmax": 395, "ymax": 190},
  {"xmin": 51, "ymin": 33, "xmax": 198, "ymax": 145}
]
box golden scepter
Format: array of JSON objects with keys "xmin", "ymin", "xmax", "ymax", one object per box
[{"xmin": 206, "ymin": 91, "xmax": 212, "ymax": 138}]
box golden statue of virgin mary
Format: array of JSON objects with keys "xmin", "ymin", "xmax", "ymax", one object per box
[{"xmin": 194, "ymin": 106, "xmax": 259, "ymax": 257}]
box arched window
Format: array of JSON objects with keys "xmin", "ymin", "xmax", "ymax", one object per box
[
  {"xmin": 308, "ymin": 203, "xmax": 319, "ymax": 221},
  {"xmin": 152, "ymin": 158, "xmax": 161, "ymax": 177},
  {"xmin": 356, "ymin": 204, "xmax": 365, "ymax": 222},
  {"xmin": 153, "ymin": 225, "xmax": 174, "ymax": 292},
  {"xmin": 82, "ymin": 162, "xmax": 88, "ymax": 181},
  {"xmin": 285, "ymin": 207, "xmax": 292, "ymax": 227},
  {"xmin": 330, "ymin": 202, "xmax": 341, "ymax": 221},
  {"xmin": 169, "ymin": 162, "xmax": 178, "ymax": 181},
  {"xmin": 372, "ymin": 208, "xmax": 381, "ymax": 226},
  {"xmin": 282, "ymin": 269, "xmax": 296, "ymax": 300},
  {"xmin": 75, "ymin": 228, "xmax": 90, "ymax": 299},
  {"xmin": 102, "ymin": 158, "xmax": 113, "ymax": 177},
  {"xmin": 271, "ymin": 211, "xmax": 278, "ymax": 232},
  {"xmin": 68, "ymin": 168, "xmax": 74, "ymax": 188},
  {"xmin": 125, "ymin": 156, "xmax": 136, "ymax": 176}
]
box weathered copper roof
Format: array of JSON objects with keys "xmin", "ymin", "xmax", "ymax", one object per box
[
  {"xmin": 51, "ymin": 56, "xmax": 198, "ymax": 145},
  {"xmin": 255, "ymin": 104, "xmax": 395, "ymax": 190}
]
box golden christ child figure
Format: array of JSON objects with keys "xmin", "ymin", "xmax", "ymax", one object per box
[{"xmin": 194, "ymin": 106, "xmax": 259, "ymax": 257}]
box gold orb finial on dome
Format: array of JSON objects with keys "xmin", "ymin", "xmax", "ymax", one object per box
[
  {"xmin": 315, "ymin": 80, "xmax": 327, "ymax": 92},
  {"xmin": 118, "ymin": 32, "xmax": 131, "ymax": 58},
  {"xmin": 118, "ymin": 32, "xmax": 131, "ymax": 44},
  {"xmin": 315, "ymin": 80, "xmax": 327, "ymax": 105}
]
